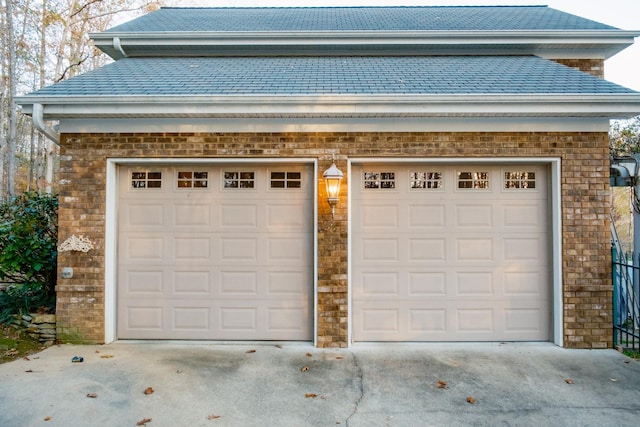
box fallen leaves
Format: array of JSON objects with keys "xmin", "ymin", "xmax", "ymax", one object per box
[
  {"xmin": 100, "ymin": 354, "xmax": 114, "ymax": 359},
  {"xmin": 565, "ymin": 379, "xmax": 574, "ymax": 384},
  {"xmin": 335, "ymin": 356, "xmax": 344, "ymax": 360},
  {"xmin": 437, "ymin": 380, "xmax": 448, "ymax": 389},
  {"xmin": 301, "ymin": 366, "xmax": 309, "ymax": 372},
  {"xmin": 87, "ymin": 393, "xmax": 98, "ymax": 398},
  {"xmin": 136, "ymin": 418, "xmax": 152, "ymax": 426},
  {"xmin": 207, "ymin": 414, "xmax": 221, "ymax": 420},
  {"xmin": 306, "ymin": 352, "xmax": 312, "ymax": 357},
  {"xmin": 305, "ymin": 393, "xmax": 318, "ymax": 398},
  {"xmin": 44, "ymin": 416, "xmax": 52, "ymax": 421},
  {"xmin": 245, "ymin": 349, "xmax": 256, "ymax": 354},
  {"xmin": 144, "ymin": 387, "xmax": 154, "ymax": 395},
  {"xmin": 467, "ymin": 396, "xmax": 476, "ymax": 404}
]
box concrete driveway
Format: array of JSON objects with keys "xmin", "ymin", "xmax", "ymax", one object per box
[{"xmin": 0, "ymin": 342, "xmax": 639, "ymax": 427}]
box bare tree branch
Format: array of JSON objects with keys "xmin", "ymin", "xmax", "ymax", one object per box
[
  {"xmin": 55, "ymin": 54, "xmax": 90, "ymax": 83},
  {"xmin": 70, "ymin": 0, "xmax": 104, "ymax": 19}
]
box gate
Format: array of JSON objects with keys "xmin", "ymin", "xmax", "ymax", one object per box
[{"xmin": 612, "ymin": 247, "xmax": 640, "ymax": 352}]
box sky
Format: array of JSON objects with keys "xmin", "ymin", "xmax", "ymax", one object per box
[{"xmin": 165, "ymin": 0, "xmax": 640, "ymax": 91}]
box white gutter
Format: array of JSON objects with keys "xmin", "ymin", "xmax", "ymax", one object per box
[
  {"xmin": 32, "ymin": 103, "xmax": 60, "ymax": 146},
  {"xmin": 17, "ymin": 93, "xmax": 640, "ymax": 120}
]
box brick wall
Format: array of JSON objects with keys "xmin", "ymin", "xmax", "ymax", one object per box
[
  {"xmin": 553, "ymin": 59, "xmax": 605, "ymax": 78},
  {"xmin": 57, "ymin": 131, "xmax": 611, "ymax": 348}
]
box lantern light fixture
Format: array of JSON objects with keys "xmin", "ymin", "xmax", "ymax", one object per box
[{"xmin": 323, "ymin": 158, "xmax": 344, "ymax": 219}]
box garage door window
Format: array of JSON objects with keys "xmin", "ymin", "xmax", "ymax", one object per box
[
  {"xmin": 504, "ymin": 171, "xmax": 536, "ymax": 189},
  {"xmin": 223, "ymin": 171, "xmax": 255, "ymax": 189},
  {"xmin": 363, "ymin": 171, "xmax": 395, "ymax": 189},
  {"xmin": 131, "ymin": 171, "xmax": 162, "ymax": 189},
  {"xmin": 410, "ymin": 171, "xmax": 442, "ymax": 190},
  {"xmin": 457, "ymin": 171, "xmax": 489, "ymax": 189},
  {"xmin": 177, "ymin": 171, "xmax": 208, "ymax": 188},
  {"xmin": 270, "ymin": 171, "xmax": 301, "ymax": 189}
]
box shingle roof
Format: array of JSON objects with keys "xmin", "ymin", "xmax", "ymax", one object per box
[
  {"xmin": 105, "ymin": 6, "xmax": 618, "ymax": 33},
  {"xmin": 26, "ymin": 56, "xmax": 634, "ymax": 97}
]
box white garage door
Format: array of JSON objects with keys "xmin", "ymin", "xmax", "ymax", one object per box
[
  {"xmin": 352, "ymin": 163, "xmax": 550, "ymax": 342},
  {"xmin": 117, "ymin": 164, "xmax": 313, "ymax": 340}
]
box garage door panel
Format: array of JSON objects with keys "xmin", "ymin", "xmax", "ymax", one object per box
[
  {"xmin": 408, "ymin": 204, "xmax": 446, "ymax": 228},
  {"xmin": 125, "ymin": 236, "xmax": 165, "ymax": 261},
  {"xmin": 118, "ymin": 164, "xmax": 313, "ymax": 340},
  {"xmin": 352, "ymin": 163, "xmax": 550, "ymax": 342},
  {"xmin": 174, "ymin": 203, "xmax": 211, "ymax": 227},
  {"xmin": 220, "ymin": 203, "xmax": 258, "ymax": 228},
  {"xmin": 126, "ymin": 202, "xmax": 165, "ymax": 227},
  {"xmin": 455, "ymin": 204, "xmax": 493, "ymax": 227},
  {"xmin": 266, "ymin": 203, "xmax": 310, "ymax": 229},
  {"xmin": 455, "ymin": 238, "xmax": 494, "ymax": 261},
  {"xmin": 408, "ymin": 272, "xmax": 446, "ymax": 296},
  {"xmin": 267, "ymin": 270, "xmax": 310, "ymax": 295},
  {"xmin": 123, "ymin": 270, "xmax": 165, "ymax": 294},
  {"xmin": 219, "ymin": 271, "xmax": 258, "ymax": 295}
]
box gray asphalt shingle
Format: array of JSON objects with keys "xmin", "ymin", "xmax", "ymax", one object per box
[
  {"xmin": 105, "ymin": 6, "xmax": 617, "ymax": 33},
  {"xmin": 27, "ymin": 56, "xmax": 634, "ymax": 98}
]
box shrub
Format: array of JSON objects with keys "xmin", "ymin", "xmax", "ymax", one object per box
[{"xmin": 0, "ymin": 192, "xmax": 57, "ymax": 322}]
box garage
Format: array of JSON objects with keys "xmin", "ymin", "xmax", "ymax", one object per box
[
  {"xmin": 352, "ymin": 162, "xmax": 551, "ymax": 342},
  {"xmin": 116, "ymin": 163, "xmax": 314, "ymax": 340}
]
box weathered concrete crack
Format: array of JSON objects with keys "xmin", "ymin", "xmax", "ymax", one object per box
[{"xmin": 345, "ymin": 351, "xmax": 364, "ymax": 427}]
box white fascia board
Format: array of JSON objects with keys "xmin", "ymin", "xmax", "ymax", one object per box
[
  {"xmin": 91, "ymin": 30, "xmax": 640, "ymax": 59},
  {"xmin": 60, "ymin": 117, "xmax": 611, "ymax": 133},
  {"xmin": 17, "ymin": 94, "xmax": 640, "ymax": 120}
]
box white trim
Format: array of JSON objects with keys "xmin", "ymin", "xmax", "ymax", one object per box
[
  {"xmin": 91, "ymin": 30, "xmax": 639, "ymax": 60},
  {"xmin": 347, "ymin": 157, "xmax": 563, "ymax": 347},
  {"xmin": 104, "ymin": 157, "xmax": 318, "ymax": 344},
  {"xmin": 550, "ymin": 160, "xmax": 564, "ymax": 346},
  {"xmin": 105, "ymin": 160, "xmax": 118, "ymax": 343},
  {"xmin": 58, "ymin": 117, "xmax": 612, "ymax": 134}
]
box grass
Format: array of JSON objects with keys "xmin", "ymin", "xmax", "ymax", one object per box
[
  {"xmin": 622, "ymin": 349, "xmax": 640, "ymax": 360},
  {"xmin": 0, "ymin": 325, "xmax": 47, "ymax": 364}
]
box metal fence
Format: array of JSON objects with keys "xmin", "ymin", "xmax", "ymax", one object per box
[{"xmin": 612, "ymin": 247, "xmax": 640, "ymax": 352}]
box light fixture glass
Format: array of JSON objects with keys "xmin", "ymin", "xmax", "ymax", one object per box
[{"xmin": 323, "ymin": 161, "xmax": 343, "ymax": 219}]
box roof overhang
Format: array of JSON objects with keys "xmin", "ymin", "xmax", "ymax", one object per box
[
  {"xmin": 91, "ymin": 30, "xmax": 640, "ymax": 60},
  {"xmin": 16, "ymin": 94, "xmax": 640, "ymax": 120}
]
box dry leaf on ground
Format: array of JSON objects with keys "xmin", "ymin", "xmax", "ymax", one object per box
[
  {"xmin": 87, "ymin": 393, "xmax": 98, "ymax": 398},
  {"xmin": 305, "ymin": 393, "xmax": 318, "ymax": 398},
  {"xmin": 44, "ymin": 416, "xmax": 52, "ymax": 421},
  {"xmin": 306, "ymin": 352, "xmax": 312, "ymax": 357},
  {"xmin": 207, "ymin": 414, "xmax": 221, "ymax": 420},
  {"xmin": 336, "ymin": 356, "xmax": 344, "ymax": 360},
  {"xmin": 100, "ymin": 354, "xmax": 114, "ymax": 359},
  {"xmin": 437, "ymin": 380, "xmax": 448, "ymax": 389},
  {"xmin": 301, "ymin": 366, "xmax": 309, "ymax": 372},
  {"xmin": 565, "ymin": 379, "xmax": 574, "ymax": 384},
  {"xmin": 136, "ymin": 418, "xmax": 152, "ymax": 426},
  {"xmin": 144, "ymin": 387, "xmax": 154, "ymax": 395},
  {"xmin": 275, "ymin": 344, "xmax": 283, "ymax": 349},
  {"xmin": 245, "ymin": 349, "xmax": 256, "ymax": 354},
  {"xmin": 467, "ymin": 396, "xmax": 475, "ymax": 404}
]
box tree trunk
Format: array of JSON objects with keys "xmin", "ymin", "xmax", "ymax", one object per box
[{"xmin": 5, "ymin": 0, "xmax": 17, "ymax": 197}]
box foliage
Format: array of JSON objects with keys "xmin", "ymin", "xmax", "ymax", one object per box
[
  {"xmin": 610, "ymin": 116, "xmax": 640, "ymax": 158},
  {"xmin": 0, "ymin": 192, "xmax": 57, "ymax": 321}
]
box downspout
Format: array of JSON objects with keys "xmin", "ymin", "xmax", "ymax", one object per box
[
  {"xmin": 113, "ymin": 37, "xmax": 128, "ymax": 58},
  {"xmin": 32, "ymin": 103, "xmax": 60, "ymax": 146}
]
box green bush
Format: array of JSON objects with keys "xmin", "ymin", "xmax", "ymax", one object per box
[{"xmin": 0, "ymin": 192, "xmax": 57, "ymax": 322}]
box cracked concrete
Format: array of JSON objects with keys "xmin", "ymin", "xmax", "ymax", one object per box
[{"xmin": 0, "ymin": 342, "xmax": 639, "ymax": 426}]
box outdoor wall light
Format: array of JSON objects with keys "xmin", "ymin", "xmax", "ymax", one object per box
[{"xmin": 323, "ymin": 159, "xmax": 343, "ymax": 219}]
